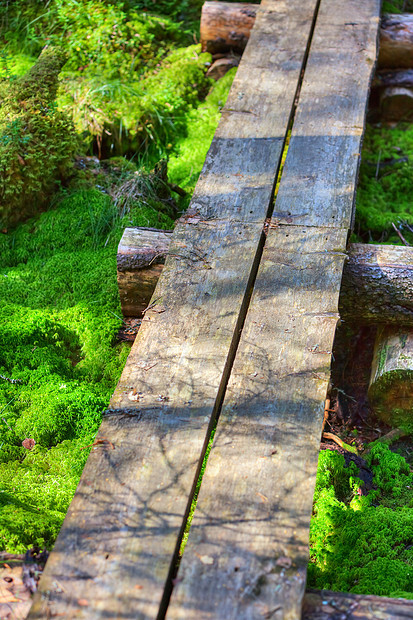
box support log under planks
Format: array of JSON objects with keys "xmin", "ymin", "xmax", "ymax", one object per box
[
  {"xmin": 167, "ymin": 0, "xmax": 380, "ymax": 618},
  {"xmin": 118, "ymin": 233, "xmax": 413, "ymax": 326},
  {"xmin": 201, "ymin": 2, "xmax": 405, "ymax": 70},
  {"xmin": 28, "ymin": 1, "xmax": 321, "ymax": 618},
  {"xmin": 302, "ymin": 589, "xmax": 413, "ymax": 619},
  {"xmin": 339, "ymin": 243, "xmax": 413, "ymax": 326}
]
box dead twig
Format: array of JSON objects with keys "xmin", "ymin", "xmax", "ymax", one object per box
[{"xmin": 391, "ymin": 222, "xmax": 411, "ymax": 246}]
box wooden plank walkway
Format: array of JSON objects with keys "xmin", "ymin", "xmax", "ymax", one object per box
[
  {"xmin": 29, "ymin": 0, "xmax": 383, "ymax": 618},
  {"xmin": 166, "ymin": 1, "xmax": 380, "ymax": 618}
]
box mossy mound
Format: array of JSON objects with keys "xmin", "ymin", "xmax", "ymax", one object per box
[
  {"xmin": 0, "ymin": 48, "xmax": 78, "ymax": 228},
  {"xmin": 308, "ymin": 445, "xmax": 413, "ymax": 599},
  {"xmin": 0, "ymin": 181, "xmax": 175, "ymax": 552}
]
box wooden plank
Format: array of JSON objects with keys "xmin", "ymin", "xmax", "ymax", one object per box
[
  {"xmin": 274, "ymin": 0, "xmax": 381, "ymax": 229},
  {"xmin": 28, "ymin": 1, "xmax": 320, "ymax": 618},
  {"xmin": 303, "ymin": 589, "xmax": 413, "ymax": 619},
  {"xmin": 167, "ymin": 227, "xmax": 347, "ymax": 620},
  {"xmin": 167, "ymin": 0, "xmax": 380, "ymax": 617}
]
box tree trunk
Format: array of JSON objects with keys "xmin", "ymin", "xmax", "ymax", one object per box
[
  {"xmin": 339, "ymin": 243, "xmax": 413, "ymax": 326},
  {"xmin": 200, "ymin": 1, "xmax": 258, "ymax": 55},
  {"xmin": 117, "ymin": 227, "xmax": 172, "ymax": 316},
  {"xmin": 368, "ymin": 326, "xmax": 413, "ymax": 431}
]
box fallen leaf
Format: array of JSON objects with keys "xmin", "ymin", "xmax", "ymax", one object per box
[{"xmin": 22, "ymin": 438, "xmax": 36, "ymax": 450}]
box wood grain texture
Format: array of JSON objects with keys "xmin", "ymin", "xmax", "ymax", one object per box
[
  {"xmin": 167, "ymin": 227, "xmax": 347, "ymax": 620},
  {"xmin": 167, "ymin": 0, "xmax": 380, "ymax": 617},
  {"xmin": 303, "ymin": 589, "xmax": 413, "ymax": 619},
  {"xmin": 28, "ymin": 1, "xmax": 319, "ymax": 618},
  {"xmin": 274, "ymin": 0, "xmax": 380, "ymax": 229},
  {"xmin": 340, "ymin": 243, "xmax": 413, "ymax": 326}
]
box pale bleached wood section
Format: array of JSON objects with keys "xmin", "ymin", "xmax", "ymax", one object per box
[
  {"xmin": 274, "ymin": 0, "xmax": 381, "ymax": 229},
  {"xmin": 303, "ymin": 589, "xmax": 413, "ymax": 619},
  {"xmin": 167, "ymin": 227, "xmax": 348, "ymax": 620},
  {"xmin": 28, "ymin": 2, "xmax": 320, "ymax": 618}
]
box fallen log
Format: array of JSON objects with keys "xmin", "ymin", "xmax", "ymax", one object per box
[
  {"xmin": 118, "ymin": 231, "xmax": 413, "ymax": 325},
  {"xmin": 200, "ymin": 1, "xmax": 258, "ymax": 54},
  {"xmin": 378, "ymin": 13, "xmax": 413, "ymax": 69},
  {"xmin": 370, "ymin": 69, "xmax": 413, "ymax": 120},
  {"xmin": 117, "ymin": 227, "xmax": 172, "ymax": 316},
  {"xmin": 339, "ymin": 243, "xmax": 413, "ymax": 326},
  {"xmin": 303, "ymin": 589, "xmax": 413, "ymax": 619},
  {"xmin": 201, "ymin": 6, "xmax": 413, "ymax": 69},
  {"xmin": 368, "ymin": 326, "xmax": 413, "ymax": 430}
]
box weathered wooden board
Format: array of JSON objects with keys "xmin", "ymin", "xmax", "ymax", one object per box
[
  {"xmin": 28, "ymin": 1, "xmax": 320, "ymax": 618},
  {"xmin": 167, "ymin": 227, "xmax": 348, "ymax": 620},
  {"xmin": 274, "ymin": 0, "xmax": 380, "ymax": 229},
  {"xmin": 167, "ymin": 0, "xmax": 380, "ymax": 617},
  {"xmin": 303, "ymin": 589, "xmax": 413, "ymax": 619}
]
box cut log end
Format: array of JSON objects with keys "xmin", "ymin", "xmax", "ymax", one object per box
[{"xmin": 368, "ymin": 326, "xmax": 413, "ymax": 432}]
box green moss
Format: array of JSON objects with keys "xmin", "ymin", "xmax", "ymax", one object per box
[
  {"xmin": 168, "ymin": 67, "xmax": 236, "ymax": 205},
  {"xmin": 356, "ymin": 124, "xmax": 413, "ymax": 244},
  {"xmin": 309, "ymin": 445, "xmax": 413, "ymax": 598},
  {"xmin": 0, "ymin": 47, "xmax": 78, "ymax": 227},
  {"xmin": 0, "ymin": 183, "xmax": 173, "ymax": 552}
]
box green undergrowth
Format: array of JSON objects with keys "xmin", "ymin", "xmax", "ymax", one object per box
[
  {"xmin": 0, "ymin": 55, "xmax": 233, "ymax": 552},
  {"xmin": 308, "ymin": 444, "xmax": 413, "ymax": 598},
  {"xmin": 0, "ymin": 183, "xmax": 175, "ymax": 552},
  {"xmin": 1, "ymin": 1, "xmax": 213, "ymax": 161},
  {"xmin": 169, "ymin": 67, "xmax": 236, "ymax": 204},
  {"xmin": 355, "ymin": 123, "xmax": 413, "ymax": 244}
]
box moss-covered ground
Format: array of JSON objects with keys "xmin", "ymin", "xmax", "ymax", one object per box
[
  {"xmin": 0, "ymin": 0, "xmax": 412, "ymax": 603},
  {"xmin": 0, "ymin": 0, "xmax": 236, "ymax": 553}
]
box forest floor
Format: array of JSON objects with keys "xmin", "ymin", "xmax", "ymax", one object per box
[{"xmin": 0, "ymin": 0, "xmax": 413, "ymax": 614}]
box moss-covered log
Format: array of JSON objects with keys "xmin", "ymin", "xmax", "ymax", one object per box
[
  {"xmin": 368, "ymin": 326, "xmax": 413, "ymax": 432},
  {"xmin": 339, "ymin": 243, "xmax": 413, "ymax": 326}
]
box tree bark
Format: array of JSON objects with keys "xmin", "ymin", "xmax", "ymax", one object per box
[
  {"xmin": 368, "ymin": 326, "xmax": 413, "ymax": 430},
  {"xmin": 200, "ymin": 1, "xmax": 258, "ymax": 55},
  {"xmin": 117, "ymin": 227, "xmax": 172, "ymax": 316},
  {"xmin": 339, "ymin": 243, "xmax": 413, "ymax": 326}
]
